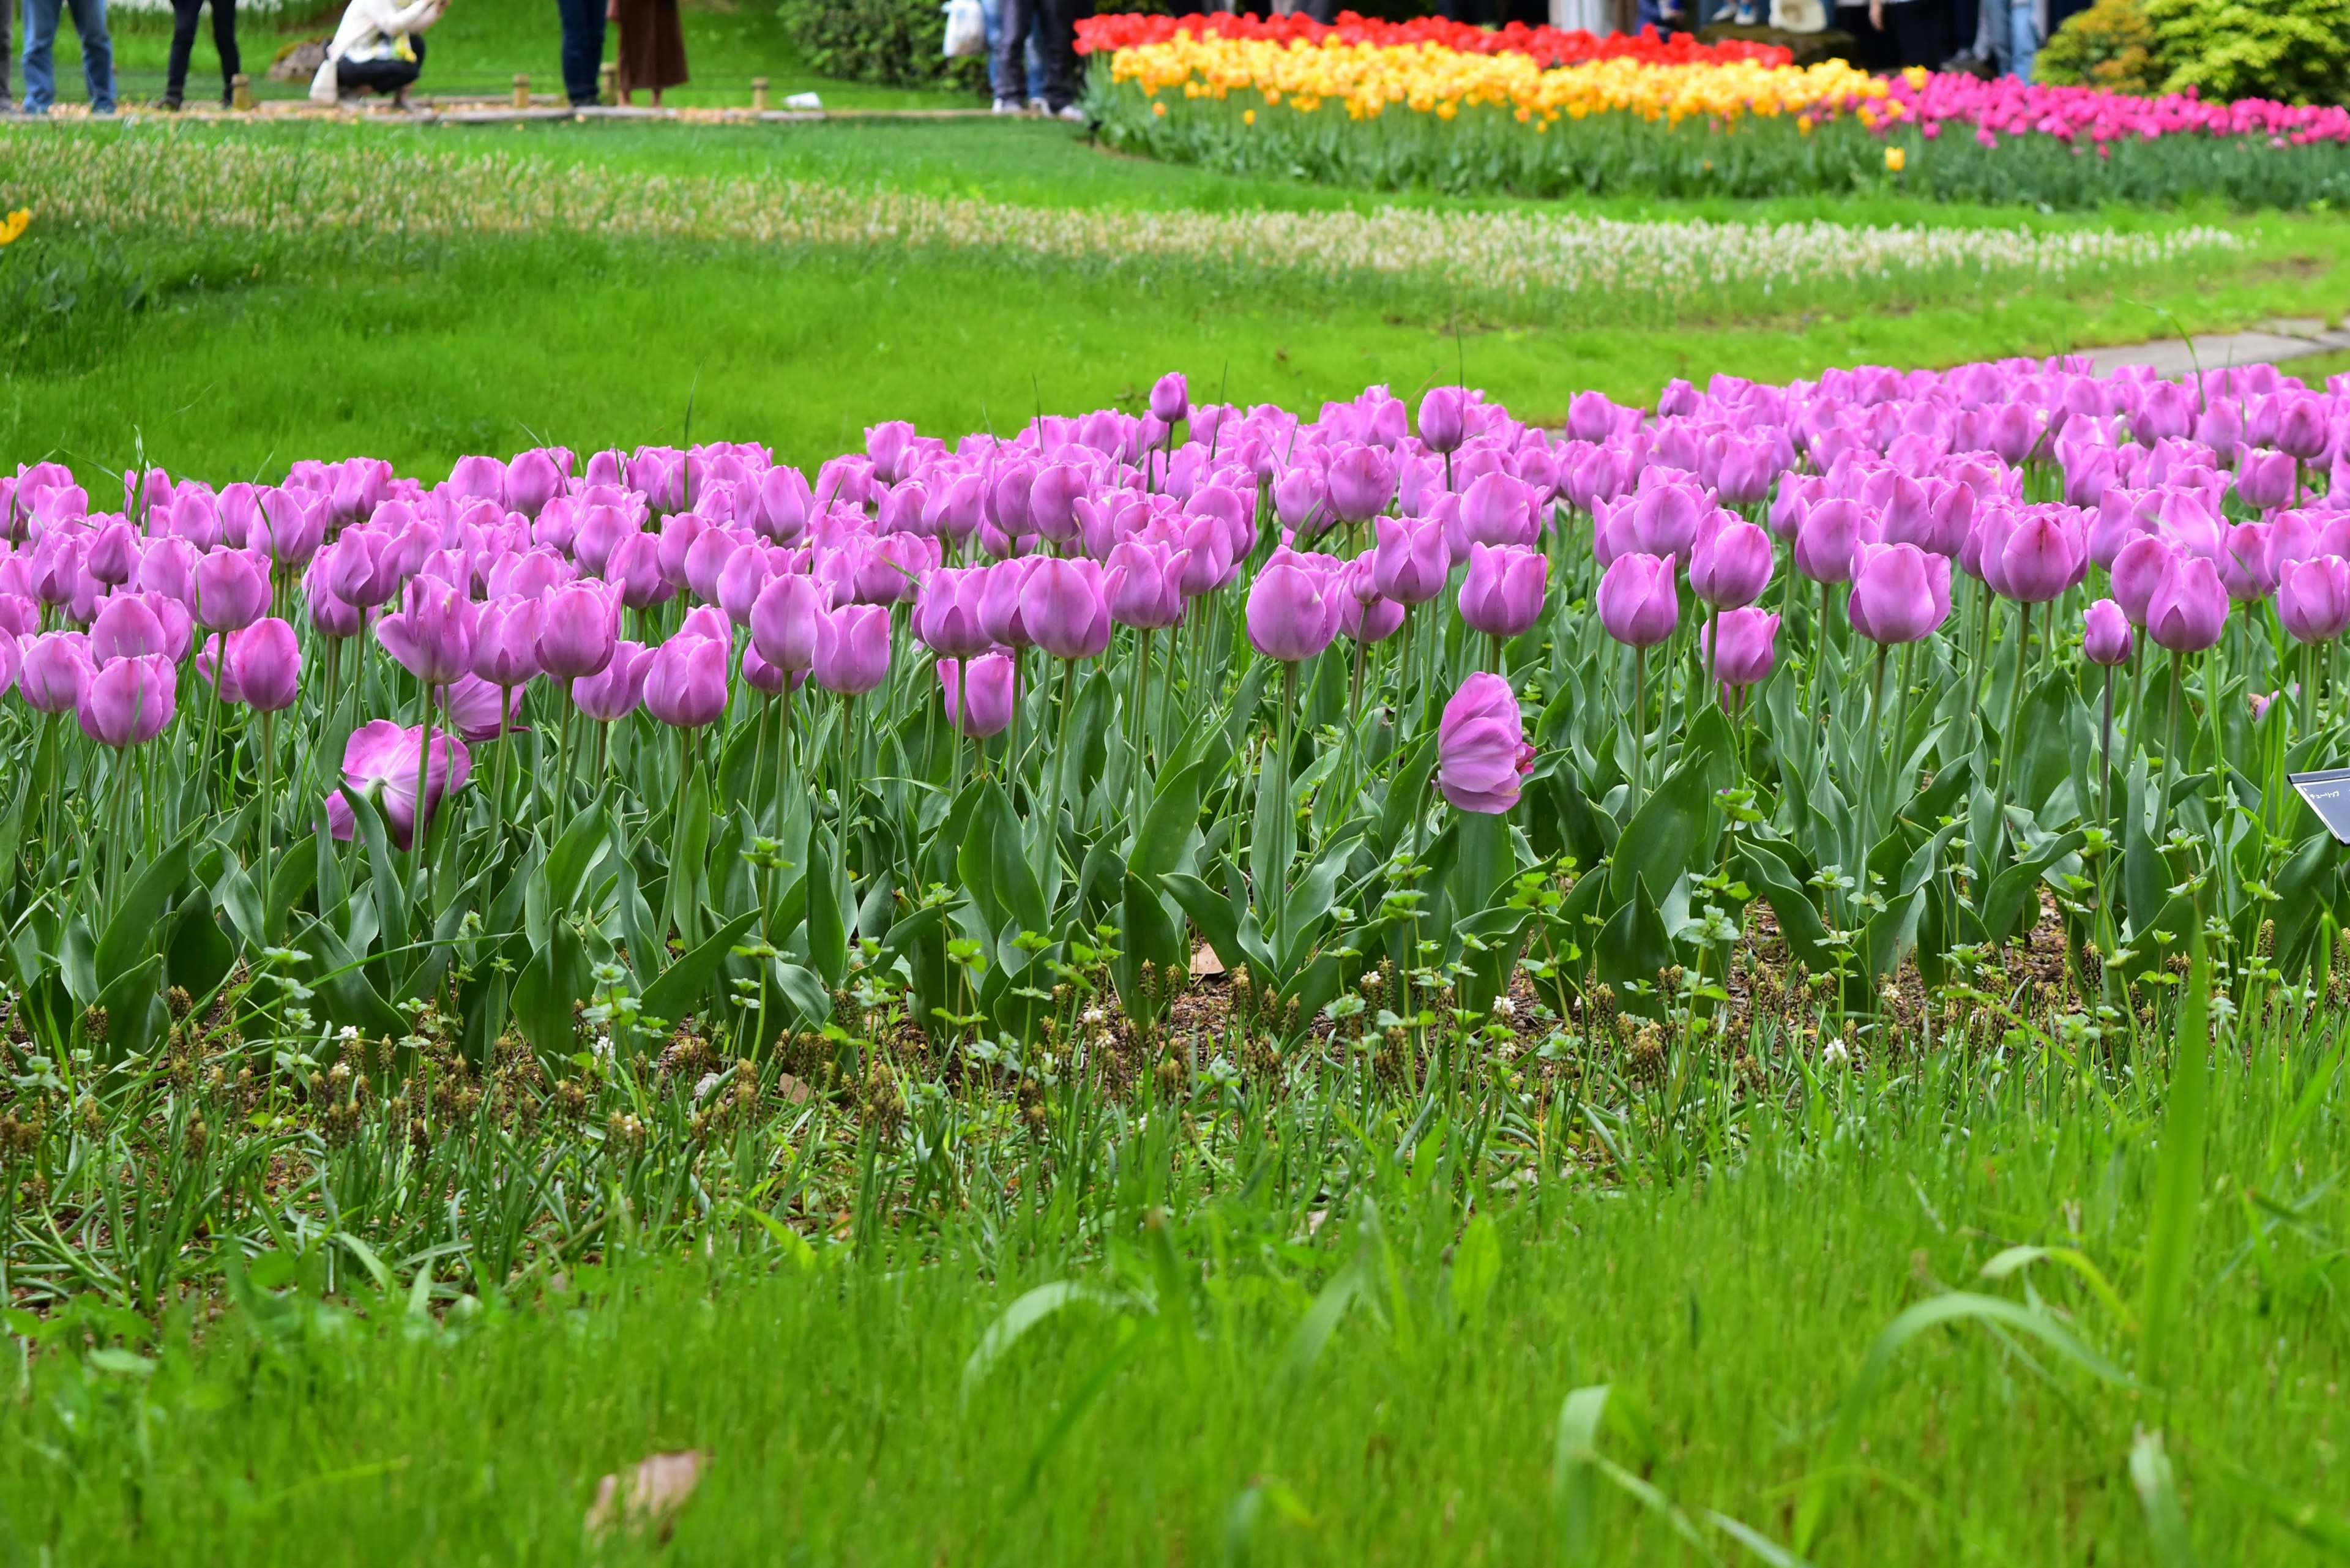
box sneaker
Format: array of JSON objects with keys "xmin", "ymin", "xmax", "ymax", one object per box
[
  {"xmin": 154, "ymin": 95, "xmax": 184, "ymax": 112},
  {"xmin": 1026, "ymin": 96, "xmax": 1047, "ymax": 114},
  {"xmin": 992, "ymin": 96, "xmax": 1021, "ymax": 114},
  {"xmin": 1054, "ymin": 102, "xmax": 1086, "ymax": 123}
]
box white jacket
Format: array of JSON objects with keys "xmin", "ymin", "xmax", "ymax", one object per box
[{"xmin": 309, "ymin": 0, "xmax": 445, "ymax": 104}]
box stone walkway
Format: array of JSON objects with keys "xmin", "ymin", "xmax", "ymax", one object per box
[{"xmin": 2088, "ymin": 318, "xmax": 2350, "ymax": 378}]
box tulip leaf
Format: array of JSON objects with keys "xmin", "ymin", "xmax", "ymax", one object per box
[
  {"xmin": 2267, "ymin": 834, "xmax": 2343, "ymax": 980},
  {"xmin": 543, "ymin": 801, "xmax": 610, "ymax": 916},
  {"xmin": 807, "ymin": 835, "xmax": 849, "ymax": 990},
  {"xmin": 1251, "ymin": 736, "xmax": 1295, "ymax": 925},
  {"xmin": 770, "ymin": 960, "xmax": 833, "ymax": 1028},
  {"xmin": 1977, "ymin": 829, "xmax": 2085, "ymax": 947},
  {"xmin": 977, "ymin": 782, "xmax": 1048, "ymax": 942},
  {"xmin": 95, "ymin": 834, "xmax": 193, "ymax": 999},
  {"xmin": 1737, "ymin": 842, "xmax": 1832, "ymax": 974},
  {"xmin": 641, "ymin": 909, "xmax": 761, "ymax": 1029},
  {"xmin": 1112, "ymin": 872, "xmax": 1184, "ymax": 1026},
  {"xmin": 166, "ymin": 897, "xmax": 236, "ymax": 1010},
  {"xmin": 1163, "ymin": 870, "xmax": 1250, "ymax": 984},
  {"xmin": 93, "ymin": 954, "xmax": 168, "ymax": 1063},
  {"xmin": 1595, "ymin": 878, "xmax": 1676, "ymax": 1013},
  {"xmin": 1452, "ymin": 903, "xmax": 1535, "ymax": 1020},
  {"xmin": 1373, "ymin": 734, "xmax": 1437, "ymax": 860},
  {"xmin": 662, "ymin": 785, "xmax": 712, "ymax": 952},
  {"xmin": 1451, "ymin": 808, "xmax": 1510, "ymax": 927},
  {"xmin": 1607, "ymin": 722, "xmax": 1731, "ymax": 910},
  {"xmin": 293, "ymin": 914, "xmax": 406, "ymax": 1039},
  {"xmin": 512, "ymin": 920, "xmax": 590, "ymax": 1060},
  {"xmin": 214, "ymin": 859, "xmax": 266, "ymax": 954},
  {"xmin": 1130, "ymin": 756, "xmax": 1210, "ymax": 884}
]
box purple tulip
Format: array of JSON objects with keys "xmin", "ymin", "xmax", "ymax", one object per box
[
  {"xmin": 259, "ymin": 487, "xmax": 326, "ymax": 570},
  {"xmin": 228, "ymin": 618, "xmax": 302, "ymax": 712},
  {"xmin": 2145, "ymin": 555, "xmax": 2229, "ymax": 654},
  {"xmin": 326, "ymin": 719, "xmax": 471, "ymax": 851},
  {"xmin": 2111, "ymin": 534, "xmax": 2177, "ymax": 626},
  {"xmin": 2277, "ymin": 399, "xmax": 2329, "ymax": 462},
  {"xmin": 1246, "ymin": 560, "xmax": 1341, "ymax": 662},
  {"xmin": 0, "ymin": 632, "xmax": 17, "ymax": 698},
  {"xmin": 1326, "ymin": 446, "xmax": 1397, "ymax": 525},
  {"xmin": 573, "ymin": 640, "xmax": 651, "ymax": 722},
  {"xmin": 537, "ymin": 582, "xmax": 619, "ymax": 680},
  {"xmin": 1458, "ymin": 542, "xmax": 1549, "ymax": 640},
  {"xmin": 86, "ymin": 521, "xmax": 136, "ymax": 586},
  {"xmin": 18, "ymin": 632, "xmax": 92, "ymax": 714},
  {"xmin": 1371, "ymin": 513, "xmax": 1448, "ymax": 605},
  {"xmin": 193, "ymin": 548, "xmax": 272, "ymax": 633},
  {"xmin": 449, "ymin": 455, "xmax": 507, "ymax": 506},
  {"xmin": 610, "ymin": 532, "xmax": 671, "ymax": 612},
  {"xmin": 1712, "ymin": 433, "xmax": 1781, "ymax": 507},
  {"xmin": 1596, "ymin": 552, "xmax": 1678, "ymax": 649},
  {"xmin": 376, "ymin": 577, "xmax": 477, "ymax": 687},
  {"xmin": 1020, "ymin": 557, "xmax": 1113, "ymax": 660},
  {"xmin": 1029, "ymin": 464, "xmax": 1087, "ymax": 546},
  {"xmin": 1846, "ymin": 542, "xmax": 1950, "ymax": 646},
  {"xmin": 642, "ymin": 633, "xmax": 731, "ymax": 728},
  {"xmin": 1103, "ymin": 539, "xmax": 1187, "ymax": 631},
  {"xmin": 865, "ymin": 420, "xmax": 918, "ymax": 485},
  {"xmin": 1688, "ymin": 518, "xmax": 1773, "ymax": 610},
  {"xmin": 78, "ymin": 652, "xmax": 176, "ymax": 748},
  {"xmin": 979, "ymin": 557, "xmax": 1040, "ymax": 649},
  {"xmin": 750, "ymin": 573, "xmax": 827, "ymax": 673},
  {"xmin": 1418, "ymin": 387, "xmax": 1468, "ymax": 455},
  {"xmin": 471, "ymin": 594, "xmax": 545, "ymax": 689},
  {"xmin": 1272, "ymin": 466, "xmax": 1329, "ymax": 538},
  {"xmin": 442, "ymin": 674, "xmax": 526, "ymax": 742},
  {"xmin": 2236, "ymin": 449, "xmax": 2297, "ymax": 512},
  {"xmin": 1792, "ymin": 498, "xmax": 1868, "ymax": 584},
  {"xmin": 716, "ymin": 542, "xmax": 776, "ymax": 627},
  {"xmin": 89, "ymin": 594, "xmax": 168, "ymax": 666},
  {"xmin": 815, "ymin": 603, "xmax": 892, "ymax": 696},
  {"xmin": 1460, "ymin": 472, "xmax": 1537, "ymax": 550},
  {"xmin": 1436, "ymin": 671, "xmax": 1533, "ymax": 815},
  {"xmin": 1628, "ymin": 482, "xmax": 1706, "ymax": 561},
  {"xmin": 504, "ymin": 449, "xmax": 565, "ymax": 519},
  {"xmin": 940, "ymin": 651, "xmax": 1016, "ymax": 738},
  {"xmin": 2082, "ymin": 598, "xmax": 2134, "ymax": 666},
  {"xmin": 2280, "ymin": 556, "xmax": 2350, "ymax": 644},
  {"xmin": 1149, "ymin": 371, "xmax": 1190, "ymax": 426},
  {"xmin": 1987, "ymin": 509, "xmax": 2083, "ymax": 604},
  {"xmin": 196, "ymin": 635, "xmax": 247, "ymax": 706},
  {"xmin": 1704, "ymin": 608, "xmax": 1779, "ymax": 689},
  {"xmin": 1338, "ymin": 559, "xmax": 1406, "ymax": 643},
  {"xmin": 2219, "ymin": 521, "xmax": 2279, "ymax": 603}
]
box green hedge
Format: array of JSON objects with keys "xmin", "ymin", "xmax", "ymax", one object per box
[{"xmin": 775, "ymin": 0, "xmax": 988, "ymax": 91}]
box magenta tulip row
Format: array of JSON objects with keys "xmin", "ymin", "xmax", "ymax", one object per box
[{"xmin": 2, "ymin": 357, "xmax": 2347, "ymax": 831}]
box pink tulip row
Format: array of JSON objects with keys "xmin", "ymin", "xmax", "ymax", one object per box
[
  {"xmin": 1, "ymin": 357, "xmax": 2346, "ymax": 832},
  {"xmin": 1884, "ymin": 72, "xmax": 2350, "ymax": 148}
]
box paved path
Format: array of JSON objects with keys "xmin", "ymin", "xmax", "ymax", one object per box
[{"xmin": 2089, "ymin": 319, "xmax": 2350, "ymax": 378}]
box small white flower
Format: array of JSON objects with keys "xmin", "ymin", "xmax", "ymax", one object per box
[
  {"xmin": 693, "ymin": 1072, "xmax": 724, "ymax": 1104},
  {"xmin": 1822, "ymin": 1036, "xmax": 1851, "ymax": 1066}
]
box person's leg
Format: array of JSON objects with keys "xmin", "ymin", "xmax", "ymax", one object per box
[
  {"xmin": 165, "ymin": 0, "xmax": 200, "ymax": 105},
  {"xmin": 556, "ymin": 0, "xmax": 602, "ymax": 105},
  {"xmin": 1977, "ymin": 0, "xmax": 2010, "ymax": 74},
  {"xmin": 67, "ymin": 0, "xmax": 111, "ymax": 113},
  {"xmin": 21, "ymin": 0, "xmax": 56, "ymax": 113},
  {"xmin": 990, "ymin": 0, "xmax": 1032, "ymax": 105},
  {"xmin": 1890, "ymin": 0, "xmax": 1940, "ymax": 67},
  {"xmin": 0, "ymin": 0, "xmax": 13, "ymax": 106},
  {"xmin": 2006, "ymin": 0, "xmax": 2035, "ymax": 80},
  {"xmin": 213, "ymin": 0, "xmax": 241, "ymax": 103}
]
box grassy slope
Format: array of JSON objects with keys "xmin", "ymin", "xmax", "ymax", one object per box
[
  {"xmin": 1, "ymin": 1053, "xmax": 2341, "ymax": 1566},
  {"xmin": 43, "ymin": 0, "xmax": 973, "ymax": 109}
]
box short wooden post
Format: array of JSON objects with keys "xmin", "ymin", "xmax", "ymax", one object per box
[
  {"xmin": 599, "ymin": 61, "xmax": 618, "ymax": 105},
  {"xmin": 230, "ymin": 72, "xmax": 253, "ymax": 111},
  {"xmin": 752, "ymin": 76, "xmax": 769, "ymax": 112},
  {"xmin": 512, "ymin": 72, "xmax": 531, "ymax": 109}
]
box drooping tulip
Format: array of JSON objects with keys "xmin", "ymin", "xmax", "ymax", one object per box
[
  {"xmin": 1846, "ymin": 543, "xmax": 1951, "ymax": 646},
  {"xmin": 326, "ymin": 719, "xmax": 471, "ymax": 851},
  {"xmin": 643, "ymin": 633, "xmax": 731, "ymax": 728},
  {"xmin": 1704, "ymin": 608, "xmax": 1779, "ymax": 689},
  {"xmin": 1435, "ymin": 672, "xmax": 1533, "ymax": 815},
  {"xmin": 1595, "ymin": 552, "xmax": 1677, "ymax": 648},
  {"xmin": 2144, "ymin": 555, "xmax": 2229, "ymax": 654},
  {"xmin": 228, "ymin": 617, "xmax": 302, "ymax": 712},
  {"xmin": 1458, "ymin": 542, "xmax": 1548, "ymax": 640},
  {"xmin": 814, "ymin": 603, "xmax": 892, "ymax": 696},
  {"xmin": 2082, "ymin": 599, "xmax": 2134, "ymax": 666},
  {"xmin": 940, "ymin": 652, "xmax": 1016, "ymax": 739},
  {"xmin": 79, "ymin": 653, "xmax": 177, "ymax": 747},
  {"xmin": 2280, "ymin": 556, "xmax": 2350, "ymax": 644}
]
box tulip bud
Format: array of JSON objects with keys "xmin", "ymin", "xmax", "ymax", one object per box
[
  {"xmin": 1458, "ymin": 542, "xmax": 1549, "ymax": 640},
  {"xmin": 814, "ymin": 603, "xmax": 892, "ymax": 696},
  {"xmin": 2280, "ymin": 555, "xmax": 2350, "ymax": 644},
  {"xmin": 1596, "ymin": 552, "xmax": 1677, "ymax": 648},
  {"xmin": 78, "ymin": 652, "xmax": 177, "ymax": 748},
  {"xmin": 2081, "ymin": 598, "xmax": 2134, "ymax": 666},
  {"xmin": 1245, "ymin": 560, "xmax": 1341, "ymax": 663},
  {"xmin": 228, "ymin": 618, "xmax": 302, "ymax": 712},
  {"xmin": 643, "ymin": 632, "xmax": 732, "ymax": 728},
  {"xmin": 1436, "ymin": 671, "xmax": 1532, "ymax": 815},
  {"xmin": 2145, "ymin": 554, "xmax": 2229, "ymax": 654},
  {"xmin": 1688, "ymin": 518, "xmax": 1774, "ymax": 610},
  {"xmin": 573, "ymin": 640, "xmax": 651, "ymax": 722},
  {"xmin": 940, "ymin": 651, "xmax": 1016, "ymax": 739},
  {"xmin": 1846, "ymin": 542, "xmax": 1951, "ymax": 646},
  {"xmin": 1704, "ymin": 608, "xmax": 1779, "ymax": 689}
]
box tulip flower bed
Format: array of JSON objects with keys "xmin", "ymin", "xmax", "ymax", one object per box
[
  {"xmin": 1084, "ymin": 25, "xmax": 2350, "ymax": 207},
  {"xmin": 1073, "ymin": 11, "xmax": 1797, "ymax": 68},
  {"xmin": 1, "ymin": 350, "xmax": 2349, "ymax": 1324}
]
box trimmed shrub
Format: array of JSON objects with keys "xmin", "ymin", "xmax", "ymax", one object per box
[
  {"xmin": 2035, "ymin": 0, "xmax": 2162, "ymax": 94},
  {"xmin": 775, "ymin": 0, "xmax": 988, "ymax": 91},
  {"xmin": 2143, "ymin": 0, "xmax": 2350, "ymax": 107}
]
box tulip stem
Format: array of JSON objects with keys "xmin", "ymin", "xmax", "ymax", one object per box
[
  {"xmin": 259, "ymin": 709, "xmax": 275, "ymax": 947},
  {"xmin": 412, "ymin": 683, "xmax": 434, "ymax": 868},
  {"xmin": 1630, "ymin": 644, "xmax": 1647, "ymax": 819},
  {"xmin": 1857, "ymin": 644, "xmax": 1887, "ymax": 925}
]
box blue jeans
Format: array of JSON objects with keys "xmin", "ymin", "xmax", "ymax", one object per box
[
  {"xmin": 1979, "ymin": 0, "xmax": 2036, "ymax": 79},
  {"xmin": 554, "ymin": 0, "xmax": 604, "ymax": 105},
  {"xmin": 23, "ymin": 0, "xmax": 114, "ymax": 114}
]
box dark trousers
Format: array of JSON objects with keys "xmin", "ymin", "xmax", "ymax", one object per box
[
  {"xmin": 554, "ymin": 0, "xmax": 604, "ymax": 105},
  {"xmin": 338, "ymin": 29, "xmax": 424, "ymax": 95},
  {"xmin": 165, "ymin": 0, "xmax": 238, "ymax": 105},
  {"xmin": 1878, "ymin": 0, "xmax": 1945, "ymax": 68},
  {"xmin": 991, "ymin": 0, "xmax": 1083, "ymax": 109}
]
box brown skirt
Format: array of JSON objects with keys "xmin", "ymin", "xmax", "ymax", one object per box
[{"xmin": 617, "ymin": 0, "xmax": 688, "ymax": 92}]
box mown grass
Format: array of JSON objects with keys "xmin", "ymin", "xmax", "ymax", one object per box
[{"xmin": 0, "ymin": 1023, "xmax": 2341, "ymax": 1566}]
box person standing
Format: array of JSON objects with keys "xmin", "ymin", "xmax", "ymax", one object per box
[
  {"xmin": 162, "ymin": 0, "xmax": 241, "ymax": 110},
  {"xmin": 21, "ymin": 0, "xmax": 116, "ymax": 115},
  {"xmin": 610, "ymin": 0, "xmax": 685, "ymax": 106},
  {"xmin": 554, "ymin": 0, "xmax": 602, "ymax": 107},
  {"xmin": 1868, "ymin": 0, "xmax": 1947, "ymax": 68},
  {"xmin": 1977, "ymin": 0, "xmax": 2038, "ymax": 77},
  {"xmin": 990, "ymin": 0, "xmax": 1083, "ymax": 119}
]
